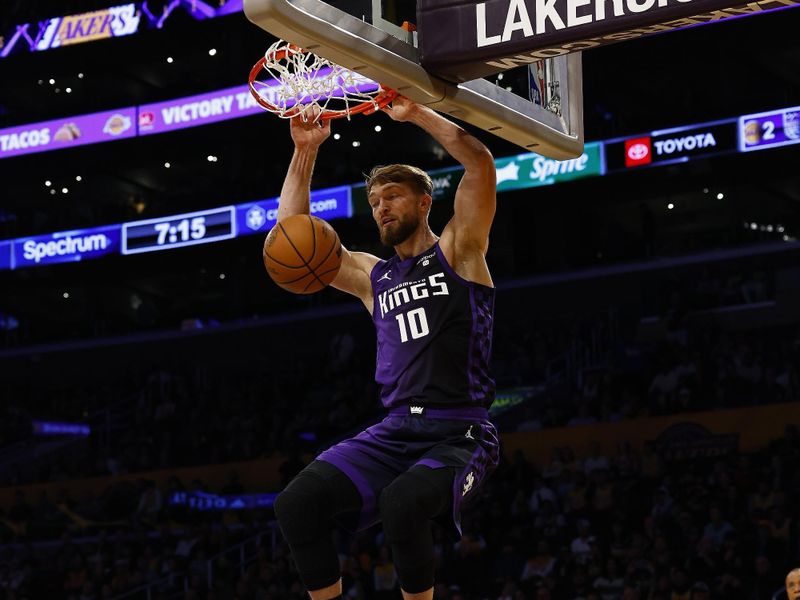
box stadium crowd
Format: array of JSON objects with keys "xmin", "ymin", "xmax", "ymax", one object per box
[
  {"xmin": 2, "ymin": 312, "xmax": 797, "ymax": 489},
  {"xmin": 1, "ymin": 255, "xmax": 798, "ymax": 599},
  {"xmin": 1, "ymin": 422, "xmax": 799, "ymax": 600}
]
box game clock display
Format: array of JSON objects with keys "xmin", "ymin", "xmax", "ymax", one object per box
[{"xmin": 122, "ymin": 206, "xmax": 236, "ymax": 254}]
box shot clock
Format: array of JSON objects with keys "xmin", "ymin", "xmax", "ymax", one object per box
[{"xmin": 122, "ymin": 207, "xmax": 236, "ymax": 254}]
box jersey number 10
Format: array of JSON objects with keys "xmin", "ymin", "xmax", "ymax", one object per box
[{"xmin": 395, "ymin": 307, "xmax": 430, "ymax": 343}]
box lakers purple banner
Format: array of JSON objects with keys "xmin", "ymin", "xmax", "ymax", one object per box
[{"xmin": 417, "ymin": 0, "xmax": 800, "ymax": 81}]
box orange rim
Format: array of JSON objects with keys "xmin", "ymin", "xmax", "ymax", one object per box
[{"xmin": 247, "ymin": 53, "xmax": 398, "ymax": 120}]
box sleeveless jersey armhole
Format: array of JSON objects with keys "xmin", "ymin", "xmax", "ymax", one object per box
[
  {"xmin": 369, "ymin": 258, "xmax": 387, "ymax": 283},
  {"xmin": 434, "ymin": 243, "xmax": 494, "ymax": 290}
]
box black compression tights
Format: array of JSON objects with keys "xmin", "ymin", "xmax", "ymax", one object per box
[
  {"xmin": 274, "ymin": 461, "xmax": 361, "ymax": 591},
  {"xmin": 275, "ymin": 461, "xmax": 453, "ymax": 594},
  {"xmin": 379, "ymin": 466, "xmax": 452, "ymax": 593}
]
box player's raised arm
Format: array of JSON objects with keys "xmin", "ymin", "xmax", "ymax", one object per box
[
  {"xmin": 276, "ymin": 116, "xmax": 331, "ymax": 221},
  {"xmin": 383, "ymin": 97, "xmax": 496, "ymax": 251},
  {"xmin": 277, "ymin": 116, "xmax": 379, "ymax": 310}
]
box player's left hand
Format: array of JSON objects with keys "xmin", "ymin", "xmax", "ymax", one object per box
[{"xmin": 381, "ymin": 96, "xmax": 419, "ymax": 122}]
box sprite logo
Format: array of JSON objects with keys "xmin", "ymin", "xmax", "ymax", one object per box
[{"xmin": 495, "ymin": 142, "xmax": 603, "ymax": 191}]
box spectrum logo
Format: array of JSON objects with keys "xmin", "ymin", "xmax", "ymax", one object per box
[{"xmin": 625, "ymin": 136, "xmax": 652, "ymax": 168}]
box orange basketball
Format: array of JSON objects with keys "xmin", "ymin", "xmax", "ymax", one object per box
[{"xmin": 262, "ymin": 214, "xmax": 343, "ymax": 294}]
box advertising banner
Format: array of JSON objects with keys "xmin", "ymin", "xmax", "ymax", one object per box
[
  {"xmin": 1, "ymin": 4, "xmax": 140, "ymax": 58},
  {"xmin": 35, "ymin": 4, "xmax": 140, "ymax": 50},
  {"xmin": 0, "ymin": 241, "xmax": 12, "ymax": 270},
  {"xmin": 0, "ymin": 107, "xmax": 136, "ymax": 159},
  {"xmin": 169, "ymin": 491, "xmax": 278, "ymax": 510},
  {"xmin": 417, "ymin": 0, "xmax": 800, "ymax": 81},
  {"xmin": 32, "ymin": 421, "xmax": 91, "ymax": 436},
  {"xmin": 13, "ymin": 225, "xmax": 121, "ymax": 268},
  {"xmin": 236, "ymin": 186, "xmax": 352, "ymax": 235},
  {"xmin": 138, "ymin": 85, "xmax": 263, "ymax": 135},
  {"xmin": 739, "ymin": 106, "xmax": 800, "ymax": 152},
  {"xmin": 1, "ymin": 1, "xmax": 242, "ymax": 59},
  {"xmin": 138, "ymin": 75, "xmax": 378, "ymax": 136},
  {"xmin": 605, "ymin": 120, "xmax": 737, "ymax": 171},
  {"xmin": 495, "ymin": 141, "xmax": 604, "ymax": 190}
]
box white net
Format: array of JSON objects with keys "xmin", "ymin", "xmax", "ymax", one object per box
[{"xmin": 249, "ymin": 40, "xmax": 394, "ymax": 121}]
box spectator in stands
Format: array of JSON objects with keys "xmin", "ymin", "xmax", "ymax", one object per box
[
  {"xmin": 529, "ymin": 477, "xmax": 558, "ymax": 513},
  {"xmin": 751, "ymin": 555, "xmax": 784, "ymax": 600},
  {"xmin": 786, "ymin": 568, "xmax": 800, "ymax": 600},
  {"xmin": 134, "ymin": 480, "xmax": 162, "ymax": 528},
  {"xmin": 593, "ymin": 557, "xmax": 625, "ymax": 600},
  {"xmin": 703, "ymin": 505, "xmax": 734, "ymax": 550},
  {"xmin": 571, "ymin": 519, "xmax": 595, "ymax": 565},
  {"xmin": 521, "ymin": 540, "xmax": 557, "ymax": 582},
  {"xmin": 689, "ymin": 581, "xmax": 710, "ymax": 600},
  {"xmin": 7, "ymin": 490, "xmax": 32, "ymax": 534},
  {"xmin": 584, "ymin": 442, "xmax": 611, "ymax": 475},
  {"xmin": 372, "ymin": 545, "xmax": 398, "ymax": 599}
]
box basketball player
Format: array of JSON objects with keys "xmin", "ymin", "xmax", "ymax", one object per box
[
  {"xmin": 787, "ymin": 568, "xmax": 800, "ymax": 600},
  {"xmin": 273, "ymin": 97, "xmax": 499, "ymax": 600}
]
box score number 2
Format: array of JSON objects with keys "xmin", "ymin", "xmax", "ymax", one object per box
[
  {"xmin": 761, "ymin": 121, "xmax": 776, "ymax": 141},
  {"xmin": 154, "ymin": 217, "xmax": 207, "ymax": 245}
]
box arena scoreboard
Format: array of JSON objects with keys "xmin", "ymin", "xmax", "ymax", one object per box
[
  {"xmin": 122, "ymin": 206, "xmax": 236, "ymax": 255},
  {"xmin": 739, "ymin": 106, "xmax": 800, "ymax": 152}
]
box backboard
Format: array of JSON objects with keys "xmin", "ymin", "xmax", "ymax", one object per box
[{"xmin": 243, "ymin": 0, "xmax": 584, "ymax": 159}]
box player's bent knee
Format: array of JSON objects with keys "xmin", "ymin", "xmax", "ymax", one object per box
[
  {"xmin": 379, "ymin": 479, "xmax": 429, "ymax": 539},
  {"xmin": 274, "ymin": 475, "xmax": 329, "ymax": 545},
  {"xmin": 380, "ymin": 480, "xmax": 438, "ymax": 594}
]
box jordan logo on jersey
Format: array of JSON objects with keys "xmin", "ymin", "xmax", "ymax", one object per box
[
  {"xmin": 378, "ymin": 271, "xmax": 392, "ymax": 282},
  {"xmin": 462, "ymin": 471, "xmax": 475, "ymax": 496}
]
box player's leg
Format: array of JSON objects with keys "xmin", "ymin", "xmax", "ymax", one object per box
[
  {"xmin": 378, "ymin": 465, "xmax": 454, "ymax": 600},
  {"xmin": 274, "ymin": 460, "xmax": 361, "ymax": 600}
]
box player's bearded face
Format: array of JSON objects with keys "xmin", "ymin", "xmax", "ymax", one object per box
[{"xmin": 379, "ymin": 209, "xmax": 419, "ymax": 246}]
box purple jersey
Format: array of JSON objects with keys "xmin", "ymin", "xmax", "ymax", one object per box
[{"xmin": 370, "ymin": 242, "xmax": 495, "ymax": 409}]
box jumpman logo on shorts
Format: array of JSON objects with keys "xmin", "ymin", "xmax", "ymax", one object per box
[{"xmin": 465, "ymin": 425, "xmax": 475, "ymax": 440}]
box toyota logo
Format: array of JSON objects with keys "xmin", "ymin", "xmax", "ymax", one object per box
[{"xmin": 627, "ymin": 143, "xmax": 649, "ymax": 160}]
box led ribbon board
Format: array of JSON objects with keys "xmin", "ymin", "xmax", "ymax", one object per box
[
  {"xmin": 604, "ymin": 119, "xmax": 738, "ymax": 171},
  {"xmin": 417, "ymin": 0, "xmax": 800, "ymax": 81},
  {"xmin": 0, "ymin": 108, "xmax": 137, "ymax": 159},
  {"xmin": 236, "ymin": 186, "xmax": 351, "ymax": 235},
  {"xmin": 0, "ymin": 105, "xmax": 794, "ymax": 271},
  {"xmin": 739, "ymin": 106, "xmax": 800, "ymax": 152},
  {"xmin": 13, "ymin": 226, "xmax": 121, "ymax": 268},
  {"xmin": 170, "ymin": 491, "xmax": 278, "ymax": 510},
  {"xmin": 0, "ymin": 0, "xmax": 243, "ymax": 59}
]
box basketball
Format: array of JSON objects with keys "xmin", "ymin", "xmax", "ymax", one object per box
[{"xmin": 262, "ymin": 214, "xmax": 343, "ymax": 294}]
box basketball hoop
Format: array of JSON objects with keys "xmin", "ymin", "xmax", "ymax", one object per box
[{"xmin": 248, "ymin": 40, "xmax": 398, "ymax": 121}]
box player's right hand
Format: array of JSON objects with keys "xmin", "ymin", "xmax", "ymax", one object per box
[{"xmin": 290, "ymin": 107, "xmax": 331, "ymax": 149}]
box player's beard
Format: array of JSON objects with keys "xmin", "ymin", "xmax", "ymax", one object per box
[{"xmin": 380, "ymin": 213, "xmax": 418, "ymax": 247}]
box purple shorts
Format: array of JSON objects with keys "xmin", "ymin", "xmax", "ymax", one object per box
[{"xmin": 317, "ymin": 405, "xmax": 499, "ymax": 538}]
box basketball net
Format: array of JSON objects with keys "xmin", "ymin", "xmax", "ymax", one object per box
[{"xmin": 248, "ymin": 40, "xmax": 398, "ymax": 121}]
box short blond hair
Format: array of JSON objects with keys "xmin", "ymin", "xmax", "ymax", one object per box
[{"xmin": 365, "ymin": 164, "xmax": 433, "ymax": 197}]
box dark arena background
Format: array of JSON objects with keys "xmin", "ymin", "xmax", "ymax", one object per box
[{"xmin": 1, "ymin": 0, "xmax": 800, "ymax": 598}]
